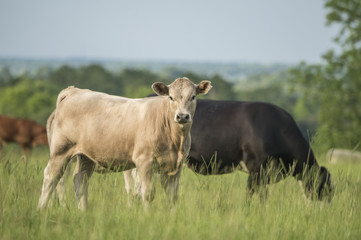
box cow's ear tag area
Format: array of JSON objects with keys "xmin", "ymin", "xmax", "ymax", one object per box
[
  {"xmin": 196, "ymin": 80, "xmax": 212, "ymax": 95},
  {"xmin": 152, "ymin": 82, "xmax": 169, "ymax": 96}
]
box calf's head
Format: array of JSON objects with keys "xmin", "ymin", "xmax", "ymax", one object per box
[{"xmin": 152, "ymin": 77, "xmax": 212, "ymax": 125}]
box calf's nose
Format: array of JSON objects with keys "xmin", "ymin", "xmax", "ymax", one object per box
[{"xmin": 176, "ymin": 113, "xmax": 190, "ymax": 124}]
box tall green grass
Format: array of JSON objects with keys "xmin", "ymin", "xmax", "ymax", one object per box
[{"xmin": 0, "ymin": 146, "xmax": 360, "ymax": 239}]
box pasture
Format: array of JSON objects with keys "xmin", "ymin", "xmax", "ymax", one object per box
[{"xmin": 0, "ymin": 145, "xmax": 360, "ymax": 240}]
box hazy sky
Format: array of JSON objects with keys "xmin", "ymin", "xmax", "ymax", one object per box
[{"xmin": 0, "ymin": 0, "xmax": 339, "ymax": 63}]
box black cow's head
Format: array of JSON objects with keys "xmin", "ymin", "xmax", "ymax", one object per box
[{"xmin": 303, "ymin": 166, "xmax": 334, "ymax": 201}]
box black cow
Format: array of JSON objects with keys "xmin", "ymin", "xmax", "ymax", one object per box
[{"xmin": 187, "ymin": 99, "xmax": 333, "ymax": 200}]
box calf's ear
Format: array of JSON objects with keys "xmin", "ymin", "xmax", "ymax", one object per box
[
  {"xmin": 152, "ymin": 82, "xmax": 169, "ymax": 96},
  {"xmin": 196, "ymin": 80, "xmax": 212, "ymax": 95}
]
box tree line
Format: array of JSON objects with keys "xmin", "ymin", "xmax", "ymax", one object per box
[
  {"xmin": 0, "ymin": 65, "xmax": 239, "ymax": 124},
  {"xmin": 1, "ymin": 0, "xmax": 360, "ymax": 153},
  {"xmin": 0, "ymin": 63, "xmax": 317, "ymax": 143}
]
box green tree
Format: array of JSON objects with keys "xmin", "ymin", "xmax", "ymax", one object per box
[
  {"xmin": 289, "ymin": 0, "xmax": 361, "ymax": 151},
  {"xmin": 0, "ymin": 67, "xmax": 12, "ymax": 86},
  {"xmin": 77, "ymin": 65, "xmax": 120, "ymax": 95},
  {"xmin": 235, "ymin": 71, "xmax": 297, "ymax": 112},
  {"xmin": 208, "ymin": 74, "xmax": 236, "ymax": 100},
  {"xmin": 0, "ymin": 67, "xmax": 21, "ymax": 87},
  {"xmin": 0, "ymin": 78, "xmax": 57, "ymax": 124},
  {"xmin": 48, "ymin": 65, "xmax": 79, "ymax": 88},
  {"xmin": 121, "ymin": 68, "xmax": 167, "ymax": 98},
  {"xmin": 171, "ymin": 71, "xmax": 236, "ymax": 100}
]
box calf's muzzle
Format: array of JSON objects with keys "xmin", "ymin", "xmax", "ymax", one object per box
[{"xmin": 176, "ymin": 113, "xmax": 191, "ymax": 124}]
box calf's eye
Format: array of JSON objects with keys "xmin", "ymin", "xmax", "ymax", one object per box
[
  {"xmin": 169, "ymin": 96, "xmax": 173, "ymax": 101},
  {"xmin": 191, "ymin": 95, "xmax": 195, "ymax": 101}
]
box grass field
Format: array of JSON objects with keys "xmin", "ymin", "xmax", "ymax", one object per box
[{"xmin": 1, "ymin": 145, "xmax": 360, "ymax": 240}]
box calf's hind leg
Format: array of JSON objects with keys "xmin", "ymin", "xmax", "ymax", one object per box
[
  {"xmin": 73, "ymin": 155, "xmax": 95, "ymax": 211},
  {"xmin": 54, "ymin": 159, "xmax": 74, "ymax": 206},
  {"xmin": 124, "ymin": 169, "xmax": 142, "ymax": 206},
  {"xmin": 38, "ymin": 152, "xmax": 73, "ymax": 210}
]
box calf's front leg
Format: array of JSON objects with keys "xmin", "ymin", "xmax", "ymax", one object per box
[
  {"xmin": 136, "ymin": 160, "xmax": 156, "ymax": 210},
  {"xmin": 160, "ymin": 165, "xmax": 182, "ymax": 206}
]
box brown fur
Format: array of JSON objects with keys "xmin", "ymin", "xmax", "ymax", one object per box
[{"xmin": 0, "ymin": 115, "xmax": 48, "ymax": 158}]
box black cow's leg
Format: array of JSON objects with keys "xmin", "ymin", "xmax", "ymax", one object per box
[
  {"xmin": 246, "ymin": 172, "xmax": 257, "ymax": 200},
  {"xmin": 73, "ymin": 155, "xmax": 95, "ymax": 211},
  {"xmin": 259, "ymin": 165, "xmax": 270, "ymax": 201},
  {"xmin": 243, "ymin": 149, "xmax": 269, "ymax": 201},
  {"xmin": 246, "ymin": 165, "xmax": 270, "ymax": 202}
]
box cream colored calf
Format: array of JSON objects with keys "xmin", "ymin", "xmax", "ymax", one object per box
[{"xmin": 38, "ymin": 77, "xmax": 212, "ymax": 210}]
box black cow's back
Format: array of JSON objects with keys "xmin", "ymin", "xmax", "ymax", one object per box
[{"xmin": 188, "ymin": 99, "xmax": 316, "ymax": 175}]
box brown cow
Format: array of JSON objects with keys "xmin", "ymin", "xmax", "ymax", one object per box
[
  {"xmin": 38, "ymin": 77, "xmax": 212, "ymax": 210},
  {"xmin": 0, "ymin": 115, "xmax": 48, "ymax": 159}
]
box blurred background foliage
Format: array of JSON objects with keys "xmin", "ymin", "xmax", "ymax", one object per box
[
  {"xmin": 288, "ymin": 0, "xmax": 361, "ymax": 152},
  {"xmin": 0, "ymin": 63, "xmax": 319, "ymax": 143},
  {"xmin": 0, "ymin": 62, "xmax": 302, "ymax": 129},
  {"xmin": 0, "ymin": 0, "xmax": 360, "ymax": 153}
]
